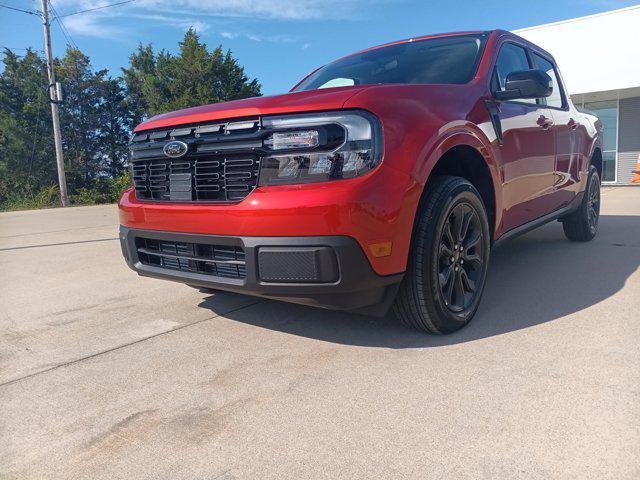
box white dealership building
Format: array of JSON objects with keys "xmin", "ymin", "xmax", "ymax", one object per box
[{"xmin": 515, "ymin": 4, "xmax": 640, "ymax": 184}]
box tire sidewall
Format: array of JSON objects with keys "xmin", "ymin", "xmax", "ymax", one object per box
[{"xmin": 423, "ymin": 184, "xmax": 491, "ymax": 333}]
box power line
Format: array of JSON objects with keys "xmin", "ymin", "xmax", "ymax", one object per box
[
  {"xmin": 48, "ymin": 1, "xmax": 78, "ymax": 50},
  {"xmin": 1, "ymin": 46, "xmax": 43, "ymax": 51},
  {"xmin": 57, "ymin": 0, "xmax": 136, "ymax": 18},
  {"xmin": 0, "ymin": 2, "xmax": 41, "ymax": 15}
]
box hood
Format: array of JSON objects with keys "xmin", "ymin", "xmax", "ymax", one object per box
[{"xmin": 134, "ymin": 86, "xmax": 367, "ymax": 132}]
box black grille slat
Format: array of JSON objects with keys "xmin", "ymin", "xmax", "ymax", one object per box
[
  {"xmin": 129, "ymin": 118, "xmax": 261, "ymax": 203},
  {"xmin": 224, "ymin": 158, "xmax": 258, "ymax": 200},
  {"xmin": 131, "ymin": 155, "xmax": 260, "ymax": 203},
  {"xmin": 130, "ymin": 155, "xmax": 259, "ymax": 202},
  {"xmin": 136, "ymin": 238, "xmax": 246, "ymax": 279}
]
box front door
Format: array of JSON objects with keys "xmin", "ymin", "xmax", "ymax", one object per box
[
  {"xmin": 497, "ymin": 103, "xmax": 557, "ymax": 232},
  {"xmin": 492, "ymin": 42, "xmax": 556, "ymax": 232},
  {"xmin": 531, "ymin": 52, "xmax": 580, "ymax": 209}
]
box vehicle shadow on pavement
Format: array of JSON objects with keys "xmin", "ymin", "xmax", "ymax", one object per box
[{"xmin": 199, "ymin": 214, "xmax": 640, "ymax": 348}]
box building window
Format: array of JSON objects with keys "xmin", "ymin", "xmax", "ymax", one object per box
[{"xmin": 584, "ymin": 100, "xmax": 618, "ymax": 182}]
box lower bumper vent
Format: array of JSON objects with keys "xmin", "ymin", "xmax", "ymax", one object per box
[{"xmin": 135, "ymin": 237, "xmax": 246, "ymax": 279}]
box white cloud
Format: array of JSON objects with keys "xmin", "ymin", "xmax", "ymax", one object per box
[
  {"xmin": 53, "ymin": 0, "xmax": 378, "ymax": 40},
  {"xmin": 63, "ymin": 12, "xmax": 124, "ymax": 38},
  {"xmin": 138, "ymin": 15, "xmax": 210, "ymax": 33},
  {"xmin": 135, "ymin": 0, "xmax": 363, "ymax": 20},
  {"xmin": 54, "ymin": 0, "xmax": 366, "ymax": 22},
  {"xmin": 218, "ymin": 31, "xmax": 298, "ymax": 43},
  {"xmin": 184, "ymin": 21, "xmax": 209, "ymax": 33}
]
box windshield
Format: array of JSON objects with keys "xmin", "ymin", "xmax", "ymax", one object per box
[{"xmin": 294, "ymin": 34, "xmax": 488, "ymax": 91}]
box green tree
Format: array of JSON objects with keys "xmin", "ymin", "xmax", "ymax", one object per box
[
  {"xmin": 98, "ymin": 77, "xmax": 130, "ymax": 178},
  {"xmin": 0, "ymin": 48, "xmax": 55, "ymax": 203},
  {"xmin": 122, "ymin": 29, "xmax": 261, "ymax": 119},
  {"xmin": 120, "ymin": 43, "xmax": 156, "ymax": 127},
  {"xmin": 56, "ymin": 48, "xmax": 105, "ymax": 189}
]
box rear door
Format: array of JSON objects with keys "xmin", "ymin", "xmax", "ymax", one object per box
[
  {"xmin": 491, "ymin": 42, "xmax": 556, "ymax": 232},
  {"xmin": 531, "ymin": 52, "xmax": 580, "ymax": 208}
]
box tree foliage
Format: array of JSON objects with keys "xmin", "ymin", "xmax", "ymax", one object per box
[
  {"xmin": 122, "ymin": 29, "xmax": 260, "ymax": 118},
  {"xmin": 0, "ymin": 49, "xmax": 54, "ymax": 201},
  {"xmin": 0, "ymin": 30, "xmax": 261, "ymax": 209}
]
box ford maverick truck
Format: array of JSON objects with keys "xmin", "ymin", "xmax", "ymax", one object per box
[{"xmin": 119, "ymin": 30, "xmax": 602, "ymax": 334}]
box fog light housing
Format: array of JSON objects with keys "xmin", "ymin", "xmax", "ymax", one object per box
[{"xmin": 258, "ymin": 247, "xmax": 338, "ymax": 283}]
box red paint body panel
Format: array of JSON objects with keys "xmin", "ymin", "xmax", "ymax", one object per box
[
  {"xmin": 119, "ymin": 160, "xmax": 420, "ymax": 276},
  {"xmin": 119, "ymin": 30, "xmax": 601, "ymax": 278},
  {"xmin": 134, "ymin": 86, "xmax": 367, "ymax": 132}
]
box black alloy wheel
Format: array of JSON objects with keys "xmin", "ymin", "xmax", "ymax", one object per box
[
  {"xmin": 562, "ymin": 165, "xmax": 600, "ymax": 242},
  {"xmin": 587, "ymin": 175, "xmax": 600, "ymax": 235},
  {"xmin": 437, "ymin": 202, "xmax": 484, "ymax": 313}
]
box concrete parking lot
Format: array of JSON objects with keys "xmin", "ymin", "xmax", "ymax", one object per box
[{"xmin": 1, "ymin": 187, "xmax": 639, "ymax": 479}]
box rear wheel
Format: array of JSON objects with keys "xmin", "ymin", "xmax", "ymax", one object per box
[
  {"xmin": 393, "ymin": 176, "xmax": 491, "ymax": 334},
  {"xmin": 561, "ymin": 166, "xmax": 600, "ymax": 242}
]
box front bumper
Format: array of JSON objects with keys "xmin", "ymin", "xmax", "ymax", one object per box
[
  {"xmin": 118, "ymin": 156, "xmax": 422, "ymax": 277},
  {"xmin": 120, "ymin": 226, "xmax": 403, "ymax": 314}
]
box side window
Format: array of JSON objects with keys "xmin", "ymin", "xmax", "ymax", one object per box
[
  {"xmin": 493, "ymin": 43, "xmax": 534, "ymax": 104},
  {"xmin": 532, "ymin": 53, "xmax": 564, "ymax": 109}
]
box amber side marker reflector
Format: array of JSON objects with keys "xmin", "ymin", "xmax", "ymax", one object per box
[{"xmin": 368, "ymin": 241, "xmax": 393, "ymax": 257}]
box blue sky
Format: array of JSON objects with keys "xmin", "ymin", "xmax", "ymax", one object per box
[{"xmin": 1, "ymin": 0, "xmax": 638, "ymax": 95}]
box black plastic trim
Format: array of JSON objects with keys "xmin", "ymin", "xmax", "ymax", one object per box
[
  {"xmin": 485, "ymin": 100, "xmax": 503, "ymax": 145},
  {"xmin": 493, "ymin": 191, "xmax": 584, "ymax": 248},
  {"xmin": 120, "ymin": 227, "xmax": 403, "ymax": 314}
]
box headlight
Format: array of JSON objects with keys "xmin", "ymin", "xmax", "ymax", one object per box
[
  {"xmin": 264, "ymin": 130, "xmax": 320, "ymax": 150},
  {"xmin": 259, "ymin": 111, "xmax": 382, "ymax": 186}
]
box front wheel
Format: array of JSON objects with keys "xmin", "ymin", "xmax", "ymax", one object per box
[{"xmin": 393, "ymin": 176, "xmax": 491, "ymax": 334}]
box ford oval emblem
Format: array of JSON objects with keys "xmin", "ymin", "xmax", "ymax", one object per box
[{"xmin": 163, "ymin": 140, "xmax": 188, "ymax": 158}]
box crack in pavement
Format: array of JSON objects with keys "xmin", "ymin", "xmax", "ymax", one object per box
[
  {"xmin": 0, "ymin": 300, "xmax": 263, "ymax": 389},
  {"xmin": 0, "ymin": 224, "xmax": 116, "ymax": 239},
  {"xmin": 0, "ymin": 237, "xmax": 118, "ymax": 251}
]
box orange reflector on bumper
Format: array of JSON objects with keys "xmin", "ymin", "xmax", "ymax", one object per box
[{"xmin": 368, "ymin": 241, "xmax": 392, "ymax": 257}]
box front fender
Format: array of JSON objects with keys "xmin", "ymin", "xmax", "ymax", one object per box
[{"xmin": 412, "ymin": 122, "xmax": 504, "ymax": 237}]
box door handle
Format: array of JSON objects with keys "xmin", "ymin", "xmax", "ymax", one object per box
[
  {"xmin": 568, "ymin": 118, "xmax": 580, "ymax": 130},
  {"xmin": 537, "ymin": 115, "xmax": 554, "ymax": 129}
]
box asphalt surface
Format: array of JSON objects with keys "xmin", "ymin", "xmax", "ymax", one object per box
[{"xmin": 1, "ymin": 187, "xmax": 639, "ymax": 480}]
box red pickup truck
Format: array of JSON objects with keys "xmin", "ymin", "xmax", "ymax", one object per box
[{"xmin": 119, "ymin": 30, "xmax": 602, "ymax": 334}]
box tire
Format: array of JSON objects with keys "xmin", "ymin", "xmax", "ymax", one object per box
[
  {"xmin": 561, "ymin": 166, "xmax": 600, "ymax": 242},
  {"xmin": 393, "ymin": 176, "xmax": 491, "ymax": 334}
]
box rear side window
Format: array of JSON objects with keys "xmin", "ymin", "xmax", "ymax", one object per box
[
  {"xmin": 493, "ymin": 43, "xmax": 534, "ymax": 104},
  {"xmin": 532, "ymin": 53, "xmax": 565, "ymax": 109}
]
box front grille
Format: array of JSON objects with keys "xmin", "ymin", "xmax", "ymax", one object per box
[
  {"xmin": 135, "ymin": 237, "xmax": 246, "ymax": 279},
  {"xmin": 132, "ymin": 156, "xmax": 260, "ymax": 202},
  {"xmin": 130, "ymin": 118, "xmax": 262, "ymax": 203}
]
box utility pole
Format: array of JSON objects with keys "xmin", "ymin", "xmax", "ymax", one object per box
[{"xmin": 41, "ymin": 0, "xmax": 69, "ymax": 206}]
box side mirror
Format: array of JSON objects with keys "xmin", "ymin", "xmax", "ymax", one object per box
[{"xmin": 494, "ymin": 69, "xmax": 553, "ymax": 101}]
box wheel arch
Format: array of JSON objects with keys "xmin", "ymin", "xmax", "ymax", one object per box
[
  {"xmin": 413, "ymin": 129, "xmax": 503, "ymax": 240},
  {"xmin": 591, "ymin": 147, "xmax": 603, "ymax": 180}
]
